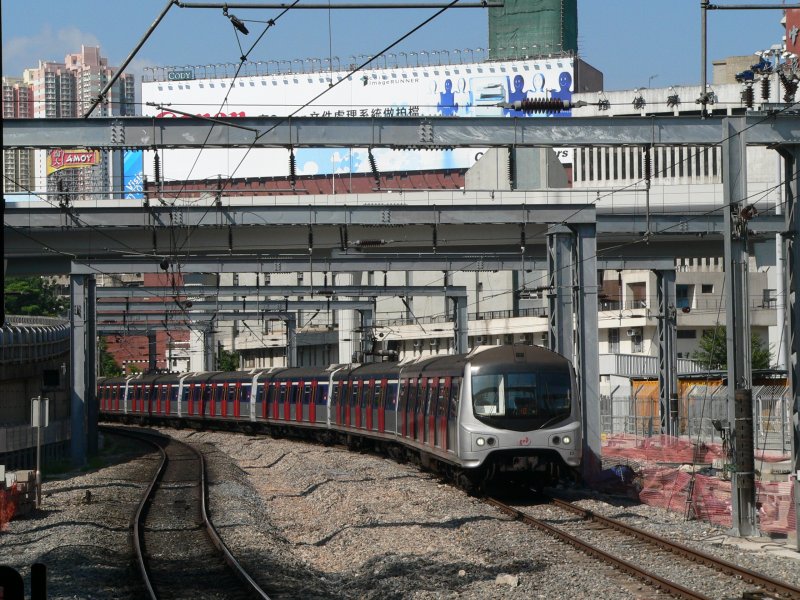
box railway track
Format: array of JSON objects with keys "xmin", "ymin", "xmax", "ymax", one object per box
[
  {"xmin": 484, "ymin": 495, "xmax": 800, "ymax": 600},
  {"xmin": 104, "ymin": 426, "xmax": 271, "ymax": 600}
]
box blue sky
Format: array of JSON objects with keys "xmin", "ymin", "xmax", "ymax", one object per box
[{"xmin": 0, "ymin": 0, "xmax": 786, "ymax": 91}]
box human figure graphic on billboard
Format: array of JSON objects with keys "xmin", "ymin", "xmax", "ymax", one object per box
[
  {"xmin": 436, "ymin": 78, "xmax": 458, "ymax": 116},
  {"xmin": 505, "ymin": 74, "xmax": 530, "ymax": 117},
  {"xmin": 549, "ymin": 71, "xmax": 573, "ymax": 116}
]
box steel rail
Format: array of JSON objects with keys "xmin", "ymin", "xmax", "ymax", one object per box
[
  {"xmin": 192, "ymin": 440, "xmax": 272, "ymax": 597},
  {"xmin": 484, "ymin": 496, "xmax": 711, "ymax": 600},
  {"xmin": 550, "ymin": 497, "xmax": 800, "ymax": 599},
  {"xmin": 104, "ymin": 426, "xmax": 271, "ymax": 599}
]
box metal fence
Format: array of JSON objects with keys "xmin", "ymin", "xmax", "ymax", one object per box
[{"xmin": 601, "ymin": 384, "xmax": 792, "ymax": 454}]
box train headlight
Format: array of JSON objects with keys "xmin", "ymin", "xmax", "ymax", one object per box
[
  {"xmin": 562, "ymin": 435, "xmax": 572, "ymax": 445},
  {"xmin": 476, "ymin": 437, "xmax": 486, "ymax": 447}
]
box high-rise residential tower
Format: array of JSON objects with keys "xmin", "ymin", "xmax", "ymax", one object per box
[{"xmin": 3, "ymin": 45, "xmax": 136, "ymax": 199}]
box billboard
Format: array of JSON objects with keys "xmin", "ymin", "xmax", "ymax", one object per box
[
  {"xmin": 46, "ymin": 149, "xmax": 100, "ymax": 175},
  {"xmin": 123, "ymin": 150, "xmax": 144, "ymax": 199},
  {"xmin": 141, "ymin": 57, "xmax": 575, "ymax": 180}
]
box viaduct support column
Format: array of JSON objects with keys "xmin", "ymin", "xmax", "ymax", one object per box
[{"xmin": 70, "ymin": 272, "xmax": 96, "ymax": 466}]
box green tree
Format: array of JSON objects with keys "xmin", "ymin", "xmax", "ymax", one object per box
[
  {"xmin": 217, "ymin": 348, "xmax": 240, "ymax": 371},
  {"xmin": 5, "ymin": 276, "xmax": 67, "ymax": 317},
  {"xmin": 98, "ymin": 338, "xmax": 123, "ymax": 377},
  {"xmin": 691, "ymin": 325, "xmax": 773, "ymax": 370}
]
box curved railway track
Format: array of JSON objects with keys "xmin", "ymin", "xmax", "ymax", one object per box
[
  {"xmin": 484, "ymin": 495, "xmax": 800, "ymax": 600},
  {"xmin": 104, "ymin": 426, "xmax": 271, "ymax": 600}
]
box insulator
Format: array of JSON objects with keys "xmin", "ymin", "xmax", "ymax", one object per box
[
  {"xmin": 643, "ymin": 146, "xmax": 651, "ymax": 182},
  {"xmin": 511, "ymin": 98, "xmax": 572, "ymax": 114},
  {"xmin": 153, "ymin": 152, "xmax": 161, "ymax": 185},
  {"xmin": 508, "ymin": 147, "xmax": 515, "ymax": 189},
  {"xmin": 368, "ymin": 148, "xmax": 380, "ymax": 189},
  {"xmin": 742, "ymin": 85, "xmax": 754, "ymax": 109},
  {"xmin": 761, "ymin": 77, "xmax": 770, "ymax": 101},
  {"xmin": 780, "ymin": 73, "xmax": 798, "ymax": 102},
  {"xmin": 289, "ymin": 149, "xmax": 296, "ymax": 189}
]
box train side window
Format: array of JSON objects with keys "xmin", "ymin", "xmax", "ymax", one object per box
[
  {"xmin": 425, "ymin": 379, "xmax": 436, "ymax": 416},
  {"xmin": 449, "ymin": 378, "xmax": 461, "ymax": 418},
  {"xmin": 374, "ymin": 381, "xmax": 384, "ymax": 409},
  {"xmin": 397, "ymin": 380, "xmax": 407, "ymax": 413},
  {"xmin": 350, "ymin": 381, "xmax": 359, "ymax": 407},
  {"xmin": 241, "ymin": 386, "xmax": 251, "ymax": 403},
  {"xmin": 331, "ymin": 381, "xmax": 340, "ymax": 404},
  {"xmin": 387, "ymin": 382, "xmax": 398, "ymax": 409},
  {"xmin": 279, "ymin": 384, "xmax": 287, "ymax": 403},
  {"xmin": 227, "ymin": 385, "xmax": 236, "ymax": 403},
  {"xmin": 170, "ymin": 386, "xmax": 179, "ymax": 403},
  {"xmin": 303, "ymin": 383, "xmax": 312, "ymax": 404},
  {"xmin": 437, "ymin": 380, "xmax": 447, "ymax": 417},
  {"xmin": 361, "ymin": 381, "xmax": 371, "ymax": 408}
]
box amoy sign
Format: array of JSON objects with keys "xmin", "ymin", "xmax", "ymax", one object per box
[{"xmin": 47, "ymin": 148, "xmax": 101, "ymax": 175}]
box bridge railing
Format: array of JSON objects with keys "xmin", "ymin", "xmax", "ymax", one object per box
[{"xmin": 1, "ymin": 317, "xmax": 70, "ymax": 365}]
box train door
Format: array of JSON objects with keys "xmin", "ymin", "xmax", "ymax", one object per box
[
  {"xmin": 425, "ymin": 378, "xmax": 437, "ymax": 446},
  {"xmin": 438, "ymin": 377, "xmax": 450, "ymax": 449},
  {"xmin": 447, "ymin": 377, "xmax": 461, "ymax": 452},
  {"xmin": 295, "ymin": 380, "xmax": 304, "ymax": 422},
  {"xmin": 187, "ymin": 383, "xmax": 195, "ymax": 415},
  {"xmin": 397, "ymin": 379, "xmax": 407, "ymax": 437},
  {"xmin": 278, "ymin": 382, "xmax": 288, "ymax": 420},
  {"xmin": 416, "ymin": 379, "xmax": 428, "ymax": 443},
  {"xmin": 269, "ymin": 381, "xmax": 278, "ymax": 420},
  {"xmin": 309, "ymin": 380, "xmax": 318, "ymax": 423},
  {"xmin": 343, "ymin": 381, "xmax": 351, "ymax": 426},
  {"xmin": 352, "ymin": 380, "xmax": 362, "ymax": 428},
  {"xmin": 407, "ymin": 378, "xmax": 417, "ymax": 439},
  {"xmin": 233, "ymin": 382, "xmax": 242, "ymax": 418},
  {"xmin": 218, "ymin": 383, "xmax": 227, "ymax": 417},
  {"xmin": 430, "ymin": 379, "xmax": 440, "ymax": 447},
  {"xmin": 362, "ymin": 380, "xmax": 372, "ymax": 430},
  {"xmin": 377, "ymin": 378, "xmax": 387, "ymax": 432}
]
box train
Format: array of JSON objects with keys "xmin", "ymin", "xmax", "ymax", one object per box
[{"xmin": 98, "ymin": 344, "xmax": 582, "ymax": 488}]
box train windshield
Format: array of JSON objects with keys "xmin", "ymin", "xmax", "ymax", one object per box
[{"xmin": 471, "ymin": 369, "xmax": 571, "ymax": 428}]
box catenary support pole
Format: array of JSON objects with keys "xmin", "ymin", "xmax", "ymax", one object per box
[
  {"xmin": 722, "ymin": 117, "xmax": 758, "ymax": 536},
  {"xmin": 657, "ymin": 270, "xmax": 678, "ymax": 435},
  {"xmin": 69, "ymin": 274, "xmax": 87, "ymax": 466}
]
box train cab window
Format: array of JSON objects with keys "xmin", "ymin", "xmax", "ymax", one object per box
[{"xmin": 471, "ymin": 370, "xmax": 571, "ymax": 423}]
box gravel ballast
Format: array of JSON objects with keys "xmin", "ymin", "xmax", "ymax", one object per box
[{"xmin": 1, "ymin": 427, "xmax": 797, "ymax": 599}]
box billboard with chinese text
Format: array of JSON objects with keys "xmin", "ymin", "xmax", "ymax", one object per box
[{"xmin": 141, "ymin": 57, "xmax": 575, "ymax": 180}]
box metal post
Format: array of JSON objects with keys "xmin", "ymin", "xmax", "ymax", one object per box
[
  {"xmin": 452, "ymin": 296, "xmax": 468, "ymax": 354},
  {"xmin": 286, "ymin": 315, "xmax": 297, "ymax": 367},
  {"xmin": 87, "ymin": 276, "xmax": 97, "ymax": 456},
  {"xmin": 700, "ymin": 0, "xmax": 709, "ymax": 115},
  {"xmin": 722, "ymin": 117, "xmax": 758, "ymax": 536},
  {"xmin": 547, "ymin": 226, "xmax": 573, "ymax": 357},
  {"xmin": 36, "ymin": 406, "xmax": 41, "ymax": 508},
  {"xmin": 657, "ymin": 270, "xmax": 678, "ymax": 435},
  {"xmin": 69, "ymin": 274, "xmax": 87, "ymax": 467},
  {"xmin": 574, "ymin": 223, "xmax": 600, "ymax": 480}
]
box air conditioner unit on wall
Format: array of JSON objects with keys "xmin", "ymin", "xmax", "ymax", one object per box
[{"xmin": 626, "ymin": 328, "xmax": 639, "ymax": 337}]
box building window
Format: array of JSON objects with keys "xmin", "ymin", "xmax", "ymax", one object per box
[
  {"xmin": 701, "ymin": 284, "xmax": 713, "ymax": 294},
  {"xmin": 608, "ymin": 329, "xmax": 619, "ymax": 354},
  {"xmin": 677, "ymin": 330, "xmax": 697, "ymax": 339},
  {"xmin": 676, "ymin": 284, "xmax": 693, "ymax": 309}
]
